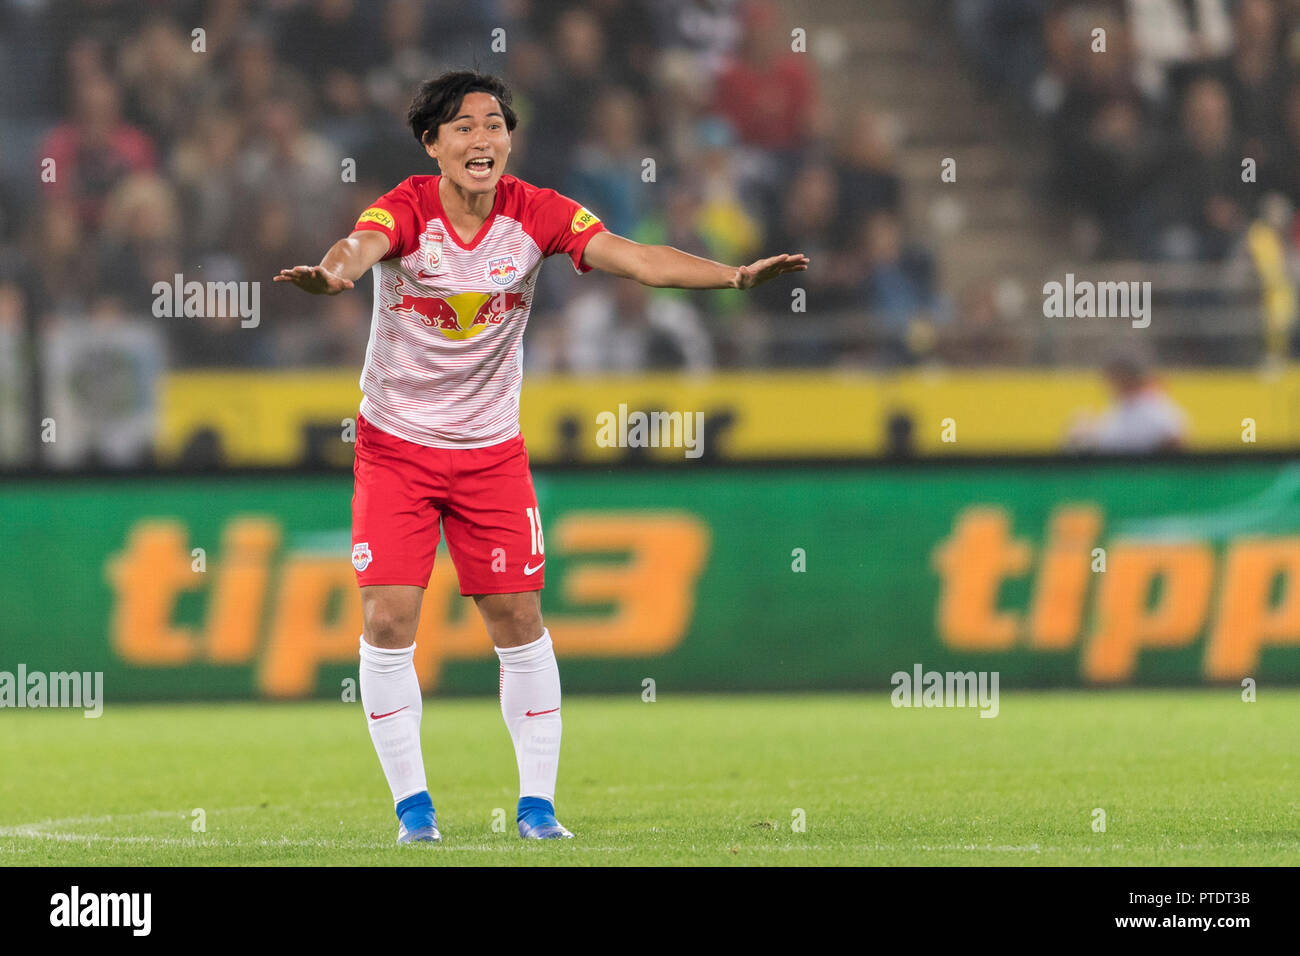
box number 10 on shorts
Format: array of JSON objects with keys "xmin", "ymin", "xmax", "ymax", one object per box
[{"xmin": 525, "ymin": 506, "xmax": 545, "ymax": 556}]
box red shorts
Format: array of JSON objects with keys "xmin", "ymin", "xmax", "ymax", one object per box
[{"xmin": 351, "ymin": 414, "xmax": 545, "ymax": 594}]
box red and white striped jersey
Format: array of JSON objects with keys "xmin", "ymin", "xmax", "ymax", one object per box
[{"xmin": 350, "ymin": 174, "xmax": 606, "ymax": 447}]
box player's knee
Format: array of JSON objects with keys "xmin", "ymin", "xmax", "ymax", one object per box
[
  {"xmin": 505, "ymin": 608, "xmax": 543, "ymax": 642},
  {"xmin": 477, "ymin": 595, "xmax": 542, "ymax": 644},
  {"xmin": 363, "ymin": 603, "xmax": 418, "ymax": 648},
  {"xmin": 509, "ymin": 603, "xmax": 545, "ymax": 643}
]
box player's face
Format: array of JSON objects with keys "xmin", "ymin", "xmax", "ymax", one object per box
[{"xmin": 426, "ymin": 91, "xmax": 511, "ymax": 195}]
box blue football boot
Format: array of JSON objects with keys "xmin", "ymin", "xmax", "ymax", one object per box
[
  {"xmin": 517, "ymin": 796, "xmax": 573, "ymax": 839},
  {"xmin": 395, "ymin": 791, "xmax": 441, "ymax": 844}
]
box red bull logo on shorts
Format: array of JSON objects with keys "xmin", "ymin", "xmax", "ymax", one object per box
[{"xmin": 351, "ymin": 542, "xmax": 372, "ymax": 571}]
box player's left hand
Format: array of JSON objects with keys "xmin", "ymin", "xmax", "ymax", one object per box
[{"xmin": 731, "ymin": 253, "xmax": 809, "ymax": 290}]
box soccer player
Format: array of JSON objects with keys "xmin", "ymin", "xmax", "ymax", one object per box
[{"xmin": 275, "ymin": 71, "xmax": 807, "ymax": 843}]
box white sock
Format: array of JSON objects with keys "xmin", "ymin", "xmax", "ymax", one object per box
[
  {"xmin": 358, "ymin": 637, "xmax": 428, "ymax": 805},
  {"xmin": 494, "ymin": 629, "xmax": 562, "ymax": 803}
]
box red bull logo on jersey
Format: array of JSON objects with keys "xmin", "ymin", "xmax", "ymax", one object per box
[
  {"xmin": 389, "ymin": 279, "xmax": 525, "ymax": 341},
  {"xmin": 486, "ymin": 256, "xmax": 518, "ymax": 287}
]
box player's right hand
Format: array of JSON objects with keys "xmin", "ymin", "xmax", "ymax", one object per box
[{"xmin": 274, "ymin": 265, "xmax": 355, "ymax": 295}]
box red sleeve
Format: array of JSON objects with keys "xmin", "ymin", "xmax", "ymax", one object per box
[
  {"xmin": 352, "ymin": 178, "xmax": 423, "ymax": 260},
  {"xmin": 527, "ymin": 189, "xmax": 607, "ymax": 274}
]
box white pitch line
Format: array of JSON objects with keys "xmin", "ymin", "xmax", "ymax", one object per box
[
  {"xmin": 0, "ymin": 830, "xmax": 639, "ymax": 851},
  {"xmin": 0, "ymin": 798, "xmax": 387, "ymax": 839},
  {"xmin": 5, "ymin": 808, "xmax": 1290, "ymax": 856},
  {"xmin": 0, "ymin": 807, "xmax": 641, "ymax": 851},
  {"xmin": 0, "ymin": 806, "xmax": 260, "ymax": 833}
]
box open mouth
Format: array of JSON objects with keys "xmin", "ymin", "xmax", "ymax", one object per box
[{"xmin": 465, "ymin": 157, "xmax": 495, "ymax": 180}]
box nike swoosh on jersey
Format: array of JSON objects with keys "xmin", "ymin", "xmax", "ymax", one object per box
[
  {"xmin": 523, "ymin": 561, "xmax": 545, "ymax": 575},
  {"xmin": 525, "ymin": 707, "xmax": 560, "ymax": 717},
  {"xmin": 369, "ymin": 705, "xmax": 410, "ymax": 720}
]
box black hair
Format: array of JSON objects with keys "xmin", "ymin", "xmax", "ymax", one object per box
[{"xmin": 407, "ymin": 70, "xmax": 518, "ymax": 144}]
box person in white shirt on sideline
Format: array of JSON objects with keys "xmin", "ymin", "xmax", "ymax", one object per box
[{"xmin": 1066, "ymin": 352, "xmax": 1189, "ymax": 453}]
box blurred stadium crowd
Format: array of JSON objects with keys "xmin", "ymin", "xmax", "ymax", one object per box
[
  {"xmin": 957, "ymin": 0, "xmax": 1300, "ymax": 262},
  {"xmin": 1, "ymin": 0, "xmax": 1297, "ymax": 466},
  {"xmin": 0, "ymin": 0, "xmax": 929, "ymax": 379}
]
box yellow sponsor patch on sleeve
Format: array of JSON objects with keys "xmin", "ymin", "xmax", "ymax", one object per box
[
  {"xmin": 571, "ymin": 207, "xmax": 600, "ymax": 234},
  {"xmin": 357, "ymin": 207, "xmax": 396, "ymax": 230}
]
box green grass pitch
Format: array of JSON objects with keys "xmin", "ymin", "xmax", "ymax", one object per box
[{"xmin": 1, "ymin": 690, "xmax": 1295, "ymax": 866}]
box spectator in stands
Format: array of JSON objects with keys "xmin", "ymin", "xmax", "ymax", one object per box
[
  {"xmin": 117, "ymin": 16, "xmax": 204, "ymax": 144},
  {"xmin": 564, "ymin": 87, "xmax": 650, "ymax": 239},
  {"xmin": 39, "ymin": 71, "xmax": 157, "ymax": 231},
  {"xmin": 712, "ymin": 0, "xmax": 817, "ymax": 156},
  {"xmin": 353, "ymin": 77, "xmax": 430, "ymax": 197},
  {"xmin": 936, "ymin": 280, "xmax": 1029, "ymax": 367},
  {"xmin": 1220, "ymin": 0, "xmax": 1288, "ymax": 165},
  {"xmin": 649, "ymin": 0, "xmax": 743, "ymax": 78},
  {"xmin": 1267, "ymin": 79, "xmax": 1300, "ymax": 216},
  {"xmin": 710, "ymin": 0, "xmax": 818, "ymax": 222},
  {"xmin": 171, "ymin": 110, "xmax": 245, "ymax": 256},
  {"xmin": 1029, "ymin": 1, "xmax": 1079, "ymax": 118},
  {"xmin": 586, "ymin": 0, "xmax": 659, "ymax": 95},
  {"xmin": 519, "ymin": 7, "xmax": 612, "ymax": 188},
  {"xmin": 1048, "ymin": 8, "xmax": 1144, "ymax": 196},
  {"xmin": 826, "ymin": 211, "xmax": 941, "ymax": 366},
  {"xmin": 755, "ymin": 160, "xmax": 838, "ymax": 314},
  {"xmin": 35, "ymin": 200, "xmax": 87, "ymax": 310},
  {"xmin": 1155, "ymin": 75, "xmax": 1251, "ymax": 260},
  {"xmin": 1127, "ymin": 0, "xmax": 1233, "ymax": 104},
  {"xmin": 564, "ymin": 274, "xmax": 714, "ymax": 374},
  {"xmin": 652, "ymin": 45, "xmax": 722, "ymax": 181},
  {"xmin": 95, "ymin": 172, "xmax": 183, "ymax": 310},
  {"xmin": 691, "ymin": 117, "xmax": 763, "ymax": 280},
  {"xmin": 1065, "ymin": 350, "xmax": 1189, "ymax": 452},
  {"xmin": 275, "ymin": 0, "xmax": 374, "ymax": 118},
  {"xmin": 953, "ymin": 0, "xmax": 1051, "ymax": 100},
  {"xmin": 860, "ymin": 211, "xmax": 942, "ymax": 361},
  {"xmin": 362, "ymin": 0, "xmax": 445, "ymax": 132},
  {"xmin": 235, "ymin": 95, "xmax": 341, "ymax": 248},
  {"xmin": 274, "ymin": 290, "xmax": 370, "ymax": 367},
  {"xmin": 832, "ymin": 108, "xmax": 901, "ymax": 245},
  {"xmin": 51, "ymin": 31, "xmax": 113, "ymax": 119},
  {"xmin": 1066, "ymin": 91, "xmax": 1163, "ymax": 257},
  {"xmin": 628, "ymin": 183, "xmax": 715, "ymax": 265},
  {"xmin": 216, "ymin": 28, "xmax": 283, "ymax": 119}
]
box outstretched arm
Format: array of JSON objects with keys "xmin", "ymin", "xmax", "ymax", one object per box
[
  {"xmin": 274, "ymin": 230, "xmax": 392, "ymax": 294},
  {"xmin": 580, "ymin": 231, "xmax": 808, "ymax": 290}
]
